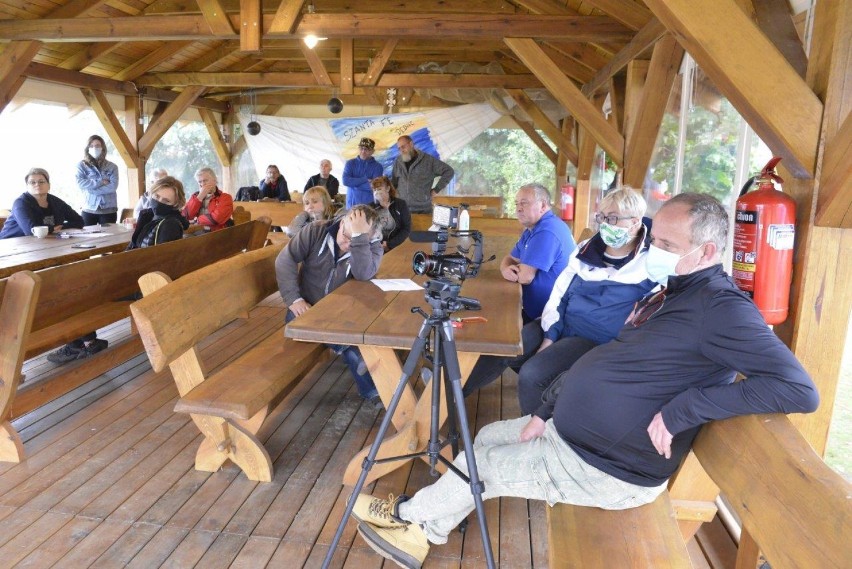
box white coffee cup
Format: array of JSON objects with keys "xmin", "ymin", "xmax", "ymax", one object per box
[{"xmin": 31, "ymin": 226, "xmax": 49, "ymax": 238}]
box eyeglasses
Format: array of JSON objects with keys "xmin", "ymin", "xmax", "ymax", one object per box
[
  {"xmin": 627, "ymin": 289, "xmax": 666, "ymax": 327},
  {"xmin": 28, "ymin": 180, "xmax": 49, "ymax": 186},
  {"xmin": 595, "ymin": 212, "xmax": 634, "ymax": 225}
]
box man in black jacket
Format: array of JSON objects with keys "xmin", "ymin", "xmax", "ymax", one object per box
[{"xmin": 350, "ymin": 192, "xmax": 819, "ymax": 569}]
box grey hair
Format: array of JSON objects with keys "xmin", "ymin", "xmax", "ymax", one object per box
[
  {"xmin": 194, "ymin": 167, "xmax": 218, "ymax": 182},
  {"xmin": 665, "ymin": 193, "xmax": 729, "ymax": 252},
  {"xmin": 152, "ymin": 167, "xmax": 168, "ymax": 180},
  {"xmin": 25, "ymin": 167, "xmax": 50, "ymax": 183},
  {"xmin": 519, "ymin": 183, "xmax": 552, "ymax": 206},
  {"xmin": 599, "ymin": 186, "xmax": 646, "ymax": 219}
]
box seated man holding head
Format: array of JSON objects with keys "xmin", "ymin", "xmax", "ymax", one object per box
[{"xmin": 276, "ymin": 204, "xmax": 384, "ymax": 407}]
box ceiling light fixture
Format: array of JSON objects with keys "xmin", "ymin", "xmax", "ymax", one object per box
[{"xmin": 304, "ymin": 34, "xmax": 320, "ymax": 49}]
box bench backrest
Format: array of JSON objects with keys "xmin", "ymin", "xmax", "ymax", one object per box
[
  {"xmin": 239, "ymin": 201, "xmax": 305, "ymax": 227},
  {"xmin": 0, "ymin": 219, "xmax": 269, "ymax": 336},
  {"xmin": 693, "ymin": 413, "xmax": 851, "ymax": 568},
  {"xmin": 131, "ymin": 242, "xmax": 284, "ymax": 373},
  {"xmin": 0, "ymin": 272, "xmax": 40, "ymax": 424}
]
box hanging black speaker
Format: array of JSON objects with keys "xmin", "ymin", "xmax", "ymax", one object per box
[
  {"xmin": 327, "ymin": 97, "xmax": 344, "ymax": 114},
  {"xmin": 246, "ymin": 121, "xmax": 261, "ymax": 135}
]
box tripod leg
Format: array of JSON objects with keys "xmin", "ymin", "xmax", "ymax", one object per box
[
  {"xmin": 439, "ymin": 320, "xmax": 497, "ymax": 569},
  {"xmin": 322, "ymin": 320, "xmax": 434, "ymax": 569}
]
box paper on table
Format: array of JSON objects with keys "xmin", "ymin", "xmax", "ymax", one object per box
[{"xmin": 371, "ymin": 279, "xmax": 423, "ymax": 291}]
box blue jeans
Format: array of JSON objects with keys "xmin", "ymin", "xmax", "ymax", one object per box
[{"xmin": 286, "ymin": 310, "xmax": 378, "ymax": 400}]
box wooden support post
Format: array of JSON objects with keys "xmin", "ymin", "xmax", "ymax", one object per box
[
  {"xmin": 80, "ymin": 88, "xmax": 140, "ymax": 169},
  {"xmin": 196, "ymin": 0, "xmax": 237, "ymax": 36},
  {"xmin": 0, "ymin": 41, "xmax": 42, "ymax": 115},
  {"xmin": 240, "ymin": 0, "xmax": 262, "ymax": 53},
  {"xmin": 138, "ymin": 85, "xmax": 206, "ymax": 159},
  {"xmin": 340, "ymin": 38, "xmax": 354, "ymax": 95},
  {"xmin": 555, "ymin": 118, "xmax": 574, "ymax": 187},
  {"xmin": 573, "ymin": 122, "xmax": 597, "ymax": 239},
  {"xmin": 362, "ymin": 39, "xmax": 398, "ymax": 87},
  {"xmin": 124, "ymin": 95, "xmax": 145, "ymax": 207},
  {"xmin": 300, "ymin": 43, "xmax": 333, "ymax": 86},
  {"xmin": 269, "ymin": 0, "xmax": 305, "ymax": 34},
  {"xmin": 199, "ymin": 108, "xmax": 232, "ymax": 169},
  {"xmin": 513, "ymin": 118, "xmax": 557, "ymax": 165},
  {"xmin": 507, "ymin": 89, "xmax": 578, "ymax": 166}
]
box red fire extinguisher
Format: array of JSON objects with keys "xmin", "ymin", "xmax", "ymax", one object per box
[
  {"xmin": 560, "ymin": 180, "xmax": 575, "ymax": 221},
  {"xmin": 732, "ymin": 157, "xmax": 796, "ymax": 325}
]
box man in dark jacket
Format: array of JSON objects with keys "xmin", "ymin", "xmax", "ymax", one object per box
[
  {"xmin": 304, "ymin": 159, "xmax": 340, "ymax": 197},
  {"xmin": 351, "ymin": 193, "xmax": 819, "ymax": 568},
  {"xmin": 391, "ymin": 136, "xmax": 454, "ymax": 214}
]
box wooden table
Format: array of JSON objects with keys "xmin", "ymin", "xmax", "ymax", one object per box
[
  {"xmin": 286, "ymin": 235, "xmax": 522, "ymax": 485},
  {"xmin": 0, "ymin": 224, "xmax": 132, "ymax": 279}
]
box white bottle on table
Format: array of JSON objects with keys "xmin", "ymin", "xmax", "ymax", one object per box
[{"xmin": 458, "ymin": 204, "xmax": 470, "ymax": 231}]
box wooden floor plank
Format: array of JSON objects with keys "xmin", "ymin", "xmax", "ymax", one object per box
[
  {"xmin": 0, "ymin": 511, "xmax": 73, "ymax": 566},
  {"xmin": 229, "ymin": 535, "xmax": 281, "ymax": 568},
  {"xmin": 52, "ymin": 518, "xmax": 134, "ymax": 567},
  {"xmin": 158, "ymin": 528, "xmax": 219, "ymax": 567},
  {"xmin": 89, "ymin": 522, "xmax": 161, "ymax": 568},
  {"xmin": 194, "ymin": 531, "xmax": 249, "ymax": 569},
  {"xmin": 123, "ymin": 526, "xmax": 189, "ymax": 569},
  {"xmin": 14, "ymin": 515, "xmax": 101, "ymax": 568}
]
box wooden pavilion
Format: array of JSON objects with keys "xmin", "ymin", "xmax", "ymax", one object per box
[{"xmin": 0, "ymin": 1, "xmax": 850, "ymax": 567}]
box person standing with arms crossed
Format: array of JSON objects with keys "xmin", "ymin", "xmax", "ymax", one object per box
[{"xmin": 76, "ymin": 134, "xmax": 119, "ymax": 225}]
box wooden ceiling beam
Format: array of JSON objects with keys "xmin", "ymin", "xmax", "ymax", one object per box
[
  {"xmin": 513, "ymin": 117, "xmax": 557, "ymax": 165},
  {"xmin": 622, "ymin": 34, "xmax": 684, "ymax": 187},
  {"xmin": 507, "ymin": 88, "xmax": 578, "ymax": 165},
  {"xmin": 644, "ymin": 0, "xmax": 822, "ymax": 178},
  {"xmin": 580, "ymin": 0, "xmax": 653, "ymax": 31},
  {"xmin": 299, "ymin": 43, "xmax": 333, "ymax": 85},
  {"xmin": 147, "ymin": 0, "xmax": 515, "ymax": 14},
  {"xmin": 136, "ymin": 71, "xmax": 543, "ymax": 88},
  {"xmin": 0, "ymin": 14, "xmax": 633, "ymax": 42},
  {"xmin": 0, "ymin": 41, "xmax": 42, "ymax": 114},
  {"xmin": 24, "ymin": 62, "xmax": 229, "ymax": 112},
  {"xmin": 581, "ymin": 18, "xmax": 665, "ymax": 96},
  {"xmin": 340, "ymin": 38, "xmax": 353, "ymax": 95},
  {"xmin": 751, "ymin": 0, "xmax": 808, "ymax": 78},
  {"xmin": 111, "ymin": 41, "xmax": 192, "ymax": 81},
  {"xmin": 80, "ymin": 87, "xmax": 140, "ymax": 168},
  {"xmin": 196, "ymin": 0, "xmax": 238, "ymax": 35},
  {"xmin": 49, "ymin": 0, "xmax": 110, "ymax": 19},
  {"xmin": 362, "ymin": 39, "xmax": 398, "ymax": 87},
  {"xmin": 198, "ymin": 108, "xmax": 231, "ymax": 166},
  {"xmin": 269, "ymin": 0, "xmax": 304, "ymax": 34},
  {"xmin": 138, "ymin": 85, "xmax": 206, "ymax": 158},
  {"xmin": 505, "ymin": 37, "xmax": 624, "ymax": 165},
  {"xmin": 240, "ymin": 0, "xmax": 262, "ymax": 52},
  {"xmin": 815, "ymin": 112, "xmax": 852, "ymax": 227},
  {"xmin": 57, "ymin": 42, "xmax": 120, "ymax": 70},
  {"xmin": 183, "ymin": 41, "xmax": 239, "ymax": 72},
  {"xmin": 538, "ymin": 45, "xmax": 594, "ymax": 84}
]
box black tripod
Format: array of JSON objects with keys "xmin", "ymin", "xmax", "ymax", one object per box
[{"xmin": 322, "ymin": 278, "xmax": 496, "ymax": 569}]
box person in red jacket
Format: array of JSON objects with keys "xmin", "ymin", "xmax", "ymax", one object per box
[{"xmin": 182, "ymin": 167, "xmax": 234, "ymax": 231}]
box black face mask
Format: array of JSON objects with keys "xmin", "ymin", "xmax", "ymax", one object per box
[{"xmin": 151, "ymin": 200, "xmax": 176, "ymax": 216}]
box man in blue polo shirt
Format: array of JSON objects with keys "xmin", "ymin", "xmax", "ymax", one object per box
[{"xmin": 501, "ymin": 183, "xmax": 576, "ymax": 322}]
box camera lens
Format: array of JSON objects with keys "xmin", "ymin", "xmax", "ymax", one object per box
[{"xmin": 412, "ymin": 251, "xmax": 430, "ymax": 275}]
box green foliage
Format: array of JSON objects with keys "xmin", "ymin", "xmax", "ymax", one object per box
[
  {"xmin": 446, "ymin": 129, "xmax": 565, "ymax": 213},
  {"xmin": 147, "ymin": 122, "xmax": 219, "ymax": 192}
]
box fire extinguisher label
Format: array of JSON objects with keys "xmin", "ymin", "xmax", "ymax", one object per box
[
  {"xmin": 732, "ymin": 209, "xmax": 758, "ymax": 295},
  {"xmin": 767, "ymin": 223, "xmax": 795, "ymax": 250}
]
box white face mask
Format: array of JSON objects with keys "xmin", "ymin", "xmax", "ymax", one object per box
[
  {"xmin": 88, "ymin": 147, "xmax": 103, "ymax": 159},
  {"xmin": 600, "ymin": 222, "xmax": 631, "ymax": 248},
  {"xmin": 645, "ymin": 244, "xmax": 703, "ymax": 285}
]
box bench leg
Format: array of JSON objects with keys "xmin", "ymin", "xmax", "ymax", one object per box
[
  {"xmin": 191, "ymin": 413, "xmax": 274, "ymax": 482},
  {"xmin": 0, "ymin": 421, "xmax": 24, "ymax": 463}
]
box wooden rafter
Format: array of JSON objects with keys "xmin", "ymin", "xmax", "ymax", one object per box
[
  {"xmin": 183, "ymin": 41, "xmax": 240, "ymax": 72},
  {"xmin": 507, "ymin": 89, "xmax": 578, "ymax": 165},
  {"xmin": 752, "ymin": 0, "xmax": 808, "ymax": 78},
  {"xmin": 0, "ymin": 14, "xmax": 633, "ymax": 42},
  {"xmin": 623, "ymin": 34, "xmax": 683, "ymax": 188},
  {"xmin": 112, "ymin": 41, "xmax": 192, "ymax": 81},
  {"xmin": 622, "ymin": 59, "xmax": 649, "ymax": 145},
  {"xmin": 80, "ymin": 88, "xmax": 140, "ymax": 168},
  {"xmin": 513, "ymin": 117, "xmax": 557, "ymax": 165},
  {"xmin": 505, "ymin": 38, "xmax": 624, "ymax": 165},
  {"xmin": 138, "ymin": 86, "xmax": 207, "ymax": 158},
  {"xmin": 815, "ymin": 112, "xmax": 852, "ymax": 226},
  {"xmin": 300, "ymin": 44, "xmax": 332, "ymax": 86},
  {"xmin": 538, "ymin": 45, "xmax": 595, "ymax": 84},
  {"xmin": 269, "ymin": 0, "xmax": 304, "ymax": 34},
  {"xmin": 581, "ymin": 18, "xmax": 665, "ymax": 96},
  {"xmin": 340, "ymin": 38, "xmax": 353, "ymax": 95},
  {"xmin": 643, "ymin": 0, "xmax": 822, "ymax": 178},
  {"xmin": 240, "ymin": 0, "xmax": 262, "ymax": 52},
  {"xmin": 580, "ymin": 0, "xmax": 653, "ymax": 31},
  {"xmin": 57, "ymin": 42, "xmax": 120, "ymax": 71},
  {"xmin": 24, "ymin": 62, "xmax": 228, "ymax": 112},
  {"xmin": 0, "ymin": 41, "xmax": 42, "ymax": 114},
  {"xmin": 196, "ymin": 0, "xmax": 238, "ymax": 35},
  {"xmin": 137, "ymin": 71, "xmax": 543, "ymax": 89},
  {"xmin": 198, "ymin": 108, "xmax": 232, "ymax": 167},
  {"xmin": 608, "ymin": 73, "xmax": 626, "ymax": 135},
  {"xmin": 362, "ymin": 39, "xmax": 398, "ymax": 87}
]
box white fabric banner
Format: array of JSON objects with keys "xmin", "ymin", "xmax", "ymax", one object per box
[{"xmin": 237, "ymin": 103, "xmax": 500, "ymax": 193}]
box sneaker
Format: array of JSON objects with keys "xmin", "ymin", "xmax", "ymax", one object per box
[
  {"xmin": 85, "ymin": 338, "xmax": 109, "ymax": 355},
  {"xmin": 352, "ymin": 494, "xmax": 409, "ymax": 528},
  {"xmin": 47, "ymin": 344, "xmax": 84, "ymax": 364},
  {"xmin": 357, "ymin": 521, "xmax": 429, "ymax": 569}
]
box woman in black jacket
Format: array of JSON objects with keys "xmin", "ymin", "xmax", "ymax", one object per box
[
  {"xmin": 0, "ymin": 167, "xmax": 84, "ymax": 239},
  {"xmin": 370, "ymin": 176, "xmax": 411, "ymax": 251},
  {"xmin": 128, "ymin": 176, "xmax": 189, "ymax": 249}
]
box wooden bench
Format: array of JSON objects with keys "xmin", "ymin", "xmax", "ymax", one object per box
[
  {"xmin": 546, "ymin": 413, "xmax": 851, "ymax": 567},
  {"xmin": 239, "ymin": 200, "xmax": 305, "ymax": 227},
  {"xmin": 0, "ymin": 220, "xmax": 270, "ymax": 463},
  {"xmin": 130, "ymin": 243, "xmax": 327, "ymax": 482}
]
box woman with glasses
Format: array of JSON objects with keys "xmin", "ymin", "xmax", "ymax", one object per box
[
  {"xmin": 515, "ymin": 187, "xmax": 659, "ymax": 440},
  {"xmin": 0, "ymin": 168, "xmax": 84, "ymax": 239}
]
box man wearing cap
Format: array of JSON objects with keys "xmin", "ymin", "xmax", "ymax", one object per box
[
  {"xmin": 343, "ymin": 138, "xmax": 384, "ymax": 208},
  {"xmin": 391, "ymin": 135, "xmax": 455, "ymax": 214}
]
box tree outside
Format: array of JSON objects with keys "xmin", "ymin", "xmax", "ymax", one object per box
[{"xmin": 146, "ymin": 121, "xmax": 219, "ymax": 195}]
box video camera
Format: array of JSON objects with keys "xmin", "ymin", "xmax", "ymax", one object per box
[{"xmin": 411, "ymin": 204, "xmax": 488, "ymax": 282}]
